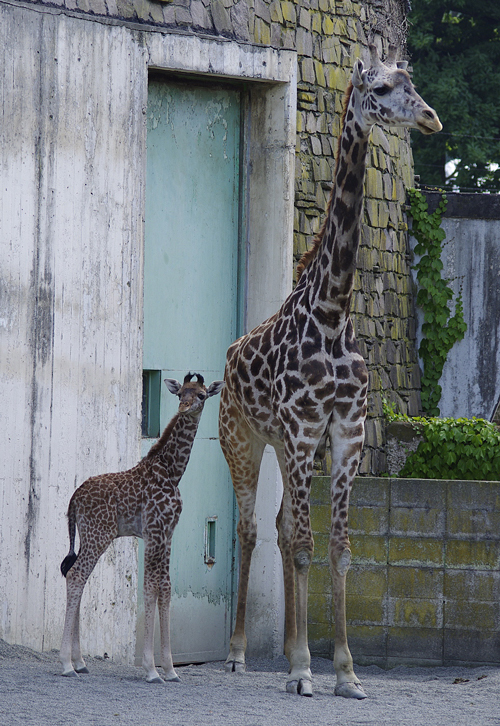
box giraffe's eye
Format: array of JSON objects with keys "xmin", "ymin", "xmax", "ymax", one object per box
[
  {"xmin": 197, "ymin": 393, "xmax": 206, "ymax": 400},
  {"xmin": 374, "ymin": 85, "xmax": 391, "ymax": 96}
]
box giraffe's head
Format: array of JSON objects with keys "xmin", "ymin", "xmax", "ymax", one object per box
[
  {"xmin": 351, "ymin": 44, "xmax": 442, "ymax": 135},
  {"xmin": 164, "ymin": 373, "xmax": 224, "ymax": 416}
]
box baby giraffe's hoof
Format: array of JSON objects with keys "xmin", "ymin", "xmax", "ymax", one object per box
[
  {"xmin": 75, "ymin": 666, "xmax": 89, "ymax": 674},
  {"xmin": 335, "ymin": 682, "xmax": 367, "ymax": 699},
  {"xmin": 165, "ymin": 675, "xmax": 181, "ymax": 683},
  {"xmin": 61, "ymin": 669, "xmax": 79, "ymax": 678},
  {"xmin": 286, "ymin": 678, "xmax": 313, "ymax": 697}
]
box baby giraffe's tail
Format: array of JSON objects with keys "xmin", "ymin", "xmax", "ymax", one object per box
[{"xmin": 60, "ymin": 498, "xmax": 78, "ymax": 577}]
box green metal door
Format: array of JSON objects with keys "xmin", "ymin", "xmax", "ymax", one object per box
[{"xmin": 139, "ymin": 77, "xmax": 241, "ymax": 663}]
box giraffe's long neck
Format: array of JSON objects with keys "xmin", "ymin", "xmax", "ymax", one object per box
[
  {"xmin": 148, "ymin": 413, "xmax": 201, "ymax": 484},
  {"xmin": 302, "ymin": 85, "xmax": 371, "ymax": 329}
]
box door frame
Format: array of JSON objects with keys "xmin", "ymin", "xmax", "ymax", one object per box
[{"xmin": 137, "ymin": 32, "xmax": 297, "ymax": 661}]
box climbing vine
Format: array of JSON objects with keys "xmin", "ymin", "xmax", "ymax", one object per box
[
  {"xmin": 407, "ymin": 188, "xmax": 467, "ymax": 416},
  {"xmin": 383, "ymin": 401, "xmax": 500, "ymax": 481}
]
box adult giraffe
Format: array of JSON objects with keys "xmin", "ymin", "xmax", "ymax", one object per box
[{"xmin": 219, "ymin": 44, "xmax": 441, "ymax": 698}]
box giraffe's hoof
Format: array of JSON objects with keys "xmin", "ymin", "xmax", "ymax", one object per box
[
  {"xmin": 286, "ymin": 678, "xmax": 313, "ymax": 697},
  {"xmin": 224, "ymin": 660, "xmax": 245, "ymax": 674},
  {"xmin": 61, "ymin": 669, "xmax": 79, "ymax": 678},
  {"xmin": 75, "ymin": 666, "xmax": 89, "ymax": 674},
  {"xmin": 165, "ymin": 675, "xmax": 181, "ymax": 683},
  {"xmin": 335, "ymin": 682, "xmax": 367, "ymax": 699}
]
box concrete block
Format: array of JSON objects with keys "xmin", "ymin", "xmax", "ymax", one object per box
[
  {"xmin": 346, "ymin": 595, "xmax": 385, "ymax": 626},
  {"xmin": 351, "ymin": 534, "xmax": 388, "ymax": 564},
  {"xmin": 444, "ymin": 629, "xmax": 500, "ymax": 664},
  {"xmin": 390, "ymin": 598, "xmax": 443, "ymax": 629},
  {"xmin": 349, "ymin": 506, "xmax": 389, "ymax": 537},
  {"xmin": 447, "ymin": 509, "xmax": 500, "ymax": 540},
  {"xmin": 347, "ymin": 624, "xmax": 387, "ymax": 660},
  {"xmin": 388, "ymin": 537, "xmax": 444, "ymax": 567},
  {"xmin": 388, "ymin": 566, "xmax": 444, "ymax": 600},
  {"xmin": 308, "ymin": 591, "xmax": 332, "ymax": 625},
  {"xmin": 444, "ymin": 600, "xmax": 498, "ymax": 631},
  {"xmin": 390, "ymin": 507, "xmax": 445, "ymax": 538},
  {"xmin": 387, "ymin": 627, "xmax": 442, "ymax": 661},
  {"xmin": 309, "ymin": 563, "xmax": 332, "ymax": 595},
  {"xmin": 347, "ymin": 565, "xmax": 387, "ymax": 599},
  {"xmin": 444, "ymin": 568, "xmax": 500, "ymax": 603},
  {"xmin": 391, "ymin": 478, "xmax": 446, "ymax": 510},
  {"xmin": 445, "ymin": 540, "xmax": 500, "ymax": 569}
]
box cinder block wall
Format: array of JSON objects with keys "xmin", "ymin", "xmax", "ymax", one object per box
[{"xmin": 309, "ymin": 476, "xmax": 500, "ymax": 666}]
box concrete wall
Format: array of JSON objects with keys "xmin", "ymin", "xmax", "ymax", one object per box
[
  {"xmin": 309, "ymin": 476, "xmax": 500, "ymax": 666},
  {"xmin": 412, "ymin": 192, "xmax": 500, "ymax": 421}
]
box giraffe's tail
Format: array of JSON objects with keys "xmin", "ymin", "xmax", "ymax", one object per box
[{"xmin": 60, "ymin": 497, "xmax": 78, "ymax": 577}]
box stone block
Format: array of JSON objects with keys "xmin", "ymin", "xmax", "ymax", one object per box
[{"xmin": 281, "ymin": 0, "xmax": 296, "ymax": 24}]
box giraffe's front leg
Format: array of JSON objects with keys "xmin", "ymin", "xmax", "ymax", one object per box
[
  {"xmin": 329, "ymin": 421, "xmax": 367, "ymax": 699},
  {"xmin": 276, "ymin": 451, "xmax": 313, "ymax": 697}
]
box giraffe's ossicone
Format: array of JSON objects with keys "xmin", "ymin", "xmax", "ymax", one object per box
[
  {"xmin": 59, "ymin": 373, "xmax": 224, "ymax": 683},
  {"xmin": 219, "ymin": 44, "xmax": 441, "ymax": 698}
]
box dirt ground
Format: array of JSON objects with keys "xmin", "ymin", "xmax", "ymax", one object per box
[{"xmin": 1, "ymin": 639, "xmax": 499, "ymax": 726}]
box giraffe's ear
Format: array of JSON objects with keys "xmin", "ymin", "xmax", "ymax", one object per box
[
  {"xmin": 352, "ymin": 60, "xmax": 365, "ymax": 90},
  {"xmin": 164, "ymin": 378, "xmax": 182, "ymax": 396},
  {"xmin": 206, "ymin": 380, "xmax": 225, "ymax": 397},
  {"xmin": 396, "ymin": 60, "xmax": 408, "ymax": 71}
]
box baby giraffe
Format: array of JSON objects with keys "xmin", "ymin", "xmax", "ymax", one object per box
[{"xmin": 59, "ymin": 373, "xmax": 224, "ymax": 682}]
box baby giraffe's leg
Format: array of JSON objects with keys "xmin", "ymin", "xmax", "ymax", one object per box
[
  {"xmin": 142, "ymin": 538, "xmax": 171, "ymax": 683},
  {"xmin": 60, "ymin": 535, "xmax": 113, "ymax": 677},
  {"xmin": 157, "ymin": 538, "xmax": 179, "ymax": 682},
  {"xmin": 71, "ymin": 603, "xmax": 88, "ymax": 673}
]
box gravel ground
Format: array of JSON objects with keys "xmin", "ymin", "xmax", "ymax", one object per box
[{"xmin": 1, "ymin": 639, "xmax": 499, "ymax": 726}]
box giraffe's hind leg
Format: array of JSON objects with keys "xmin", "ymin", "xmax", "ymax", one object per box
[
  {"xmin": 219, "ymin": 411, "xmax": 265, "ymax": 675},
  {"xmin": 59, "ymin": 532, "xmax": 115, "ymax": 677},
  {"xmin": 276, "ymin": 447, "xmax": 314, "ymax": 697}
]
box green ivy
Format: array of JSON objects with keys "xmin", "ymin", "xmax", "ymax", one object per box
[
  {"xmin": 407, "ymin": 188, "xmax": 467, "ymax": 416},
  {"xmin": 384, "ymin": 407, "xmax": 500, "ymax": 481}
]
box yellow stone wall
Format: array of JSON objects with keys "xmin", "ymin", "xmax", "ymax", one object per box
[{"xmin": 310, "ymin": 476, "xmax": 500, "ymax": 666}]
